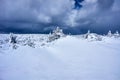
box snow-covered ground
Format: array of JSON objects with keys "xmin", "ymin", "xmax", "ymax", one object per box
[{"xmin": 0, "ymin": 34, "xmax": 120, "ymax": 80}]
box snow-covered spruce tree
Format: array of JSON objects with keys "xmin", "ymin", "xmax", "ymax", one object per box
[
  {"xmin": 84, "ymin": 30, "xmax": 90, "ymax": 39},
  {"xmin": 10, "ymin": 33, "xmax": 17, "ymax": 44},
  {"xmin": 114, "ymin": 30, "xmax": 120, "ymax": 38},
  {"xmin": 107, "ymin": 30, "xmax": 113, "ymax": 37},
  {"xmin": 9, "ymin": 33, "xmax": 18, "ymax": 49},
  {"xmin": 47, "ymin": 27, "xmax": 65, "ymax": 42}
]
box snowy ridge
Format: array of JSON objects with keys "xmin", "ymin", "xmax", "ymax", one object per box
[
  {"xmin": 0, "ymin": 33, "xmax": 120, "ymax": 49},
  {"xmin": 0, "ymin": 28, "xmax": 120, "ymax": 49}
]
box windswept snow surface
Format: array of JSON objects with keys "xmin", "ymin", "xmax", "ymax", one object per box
[{"xmin": 0, "ymin": 34, "xmax": 120, "ymax": 80}]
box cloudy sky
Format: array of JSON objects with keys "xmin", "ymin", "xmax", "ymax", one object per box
[{"xmin": 0, "ymin": 0, "xmax": 120, "ymax": 34}]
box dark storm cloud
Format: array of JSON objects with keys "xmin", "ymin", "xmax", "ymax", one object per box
[
  {"xmin": 0, "ymin": 0, "xmax": 73, "ymax": 33},
  {"xmin": 0, "ymin": 0, "xmax": 120, "ymax": 34}
]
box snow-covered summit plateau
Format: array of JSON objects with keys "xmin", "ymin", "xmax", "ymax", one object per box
[{"xmin": 0, "ymin": 28, "xmax": 120, "ymax": 80}]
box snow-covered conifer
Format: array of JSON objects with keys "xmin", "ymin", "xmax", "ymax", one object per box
[
  {"xmin": 114, "ymin": 30, "xmax": 119, "ymax": 38},
  {"xmin": 87, "ymin": 30, "xmax": 90, "ymax": 34},
  {"xmin": 48, "ymin": 27, "xmax": 65, "ymax": 42},
  {"xmin": 107, "ymin": 30, "xmax": 112, "ymax": 37},
  {"xmin": 84, "ymin": 30, "xmax": 90, "ymax": 39},
  {"xmin": 9, "ymin": 33, "xmax": 18, "ymax": 49},
  {"xmin": 10, "ymin": 33, "xmax": 17, "ymax": 44}
]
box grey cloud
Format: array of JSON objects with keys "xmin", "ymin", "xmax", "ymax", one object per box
[
  {"xmin": 0, "ymin": 0, "xmax": 72, "ymax": 22},
  {"xmin": 97, "ymin": 0, "xmax": 114, "ymax": 10},
  {"xmin": 66, "ymin": 0, "xmax": 120, "ymax": 33},
  {"xmin": 0, "ymin": 0, "xmax": 36, "ymax": 22}
]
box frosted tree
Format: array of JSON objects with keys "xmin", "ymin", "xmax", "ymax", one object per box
[
  {"xmin": 87, "ymin": 30, "xmax": 90, "ymax": 34},
  {"xmin": 9, "ymin": 33, "xmax": 18, "ymax": 49},
  {"xmin": 107, "ymin": 30, "xmax": 112, "ymax": 37},
  {"xmin": 10, "ymin": 33, "xmax": 17, "ymax": 44},
  {"xmin": 114, "ymin": 30, "xmax": 119, "ymax": 38},
  {"xmin": 48, "ymin": 27, "xmax": 64, "ymax": 42},
  {"xmin": 84, "ymin": 30, "xmax": 90, "ymax": 39}
]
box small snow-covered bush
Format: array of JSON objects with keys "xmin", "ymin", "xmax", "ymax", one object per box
[
  {"xmin": 25, "ymin": 37, "xmax": 35, "ymax": 48},
  {"xmin": 86, "ymin": 33, "xmax": 102, "ymax": 41},
  {"xmin": 84, "ymin": 30, "xmax": 102, "ymax": 41}
]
